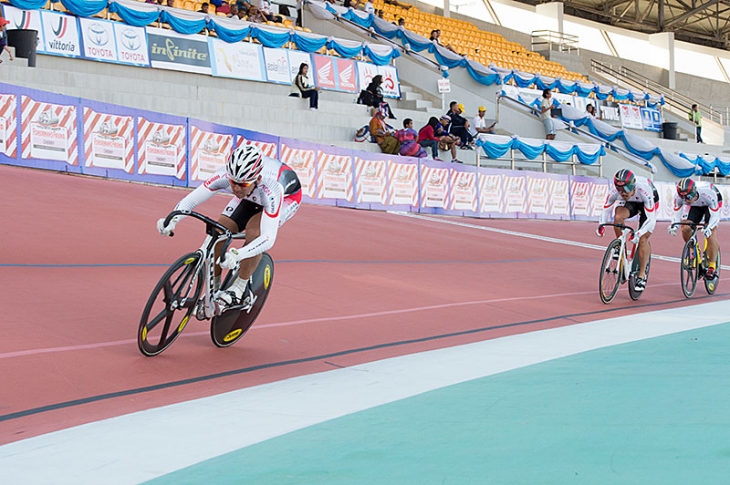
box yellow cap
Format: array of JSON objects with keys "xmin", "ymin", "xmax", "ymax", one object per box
[
  {"xmin": 457, "ymin": 103, "xmax": 465, "ymax": 113},
  {"xmin": 478, "ymin": 105, "xmax": 486, "ymax": 112}
]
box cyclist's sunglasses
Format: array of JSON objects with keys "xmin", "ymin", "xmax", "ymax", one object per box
[
  {"xmin": 230, "ymin": 179, "xmax": 256, "ymax": 188},
  {"xmin": 680, "ymin": 191, "xmax": 696, "ymax": 201},
  {"xmin": 616, "ymin": 183, "xmax": 635, "ymax": 193}
]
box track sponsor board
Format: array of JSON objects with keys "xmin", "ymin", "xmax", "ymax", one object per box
[{"xmin": 147, "ymin": 27, "xmax": 211, "ymax": 74}]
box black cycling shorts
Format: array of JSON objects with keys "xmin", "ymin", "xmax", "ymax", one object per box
[{"xmin": 623, "ymin": 188, "xmax": 659, "ymax": 228}]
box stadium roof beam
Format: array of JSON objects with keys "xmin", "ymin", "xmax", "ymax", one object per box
[{"xmin": 663, "ymin": 0, "xmax": 725, "ymax": 28}]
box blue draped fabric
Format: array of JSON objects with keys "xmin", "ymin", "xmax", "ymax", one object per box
[
  {"xmin": 340, "ymin": 9, "xmax": 373, "ymax": 28},
  {"xmin": 680, "ymin": 154, "xmax": 730, "ymax": 176},
  {"xmin": 252, "ymin": 27, "xmax": 291, "ymax": 48},
  {"xmin": 364, "ymin": 44, "xmax": 400, "ymax": 65},
  {"xmin": 573, "ymin": 145, "xmax": 605, "ymax": 165},
  {"xmin": 534, "ymin": 77, "xmax": 557, "ymax": 91},
  {"xmin": 207, "ymin": 18, "xmax": 252, "ymax": 43},
  {"xmin": 476, "ymin": 136, "xmax": 604, "ymax": 164},
  {"xmin": 542, "ymin": 143, "xmax": 574, "ymax": 162},
  {"xmin": 464, "ymin": 62, "xmax": 499, "ymax": 85},
  {"xmin": 58, "ymin": 0, "xmax": 107, "ymax": 17},
  {"xmin": 575, "ymin": 83, "xmax": 595, "ymax": 97},
  {"xmin": 399, "ymin": 30, "xmax": 432, "ymax": 51},
  {"xmin": 7, "ymin": 0, "xmax": 48, "ymax": 9},
  {"xmin": 159, "ymin": 10, "xmax": 206, "ymax": 35},
  {"xmin": 108, "ymin": 1, "xmax": 161, "ymax": 26},
  {"xmin": 292, "ymin": 33, "xmax": 328, "ymax": 52},
  {"xmin": 327, "ymin": 39, "xmax": 362, "ymax": 58},
  {"xmin": 512, "ymin": 138, "xmax": 544, "ymax": 160},
  {"xmin": 476, "ymin": 137, "xmax": 513, "ymax": 158},
  {"xmin": 555, "ymin": 79, "xmax": 576, "ymax": 94}
]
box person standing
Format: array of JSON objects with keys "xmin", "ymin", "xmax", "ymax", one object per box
[
  {"xmin": 689, "ymin": 104, "xmax": 704, "ymax": 143},
  {"xmin": 0, "ymin": 17, "xmax": 15, "ymax": 64},
  {"xmin": 540, "ymin": 89, "xmax": 556, "ymax": 140}
]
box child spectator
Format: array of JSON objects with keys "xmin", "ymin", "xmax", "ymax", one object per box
[
  {"xmin": 197, "ymin": 2, "xmax": 209, "ymax": 13},
  {"xmin": 293, "ymin": 62, "xmax": 320, "ymax": 110},
  {"xmin": 0, "ymin": 18, "xmax": 14, "ymax": 64},
  {"xmin": 396, "ymin": 119, "xmax": 427, "ymax": 158}
]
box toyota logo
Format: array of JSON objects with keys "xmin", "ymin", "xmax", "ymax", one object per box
[
  {"xmin": 121, "ymin": 29, "xmax": 141, "ymax": 51},
  {"xmin": 88, "ymin": 23, "xmax": 109, "ymax": 46}
]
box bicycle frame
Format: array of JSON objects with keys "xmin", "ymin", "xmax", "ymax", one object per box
[{"xmin": 600, "ymin": 223, "xmax": 637, "ymax": 281}]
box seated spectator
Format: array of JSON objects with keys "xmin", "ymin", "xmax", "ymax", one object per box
[
  {"xmin": 239, "ymin": 1, "xmax": 251, "ymax": 15},
  {"xmin": 586, "ymin": 104, "xmax": 600, "ymax": 119},
  {"xmin": 358, "ymin": 75, "xmax": 396, "ymax": 119},
  {"xmin": 397, "ymin": 17, "xmax": 405, "ymax": 27},
  {"xmin": 377, "ymin": 9, "xmax": 385, "ymax": 19},
  {"xmin": 435, "ymin": 115, "xmax": 460, "ymax": 162},
  {"xmin": 228, "ymin": 4, "xmax": 239, "ymax": 17},
  {"xmin": 217, "ymin": 1, "xmax": 231, "ymax": 14},
  {"xmin": 396, "ymin": 119, "xmax": 427, "ymax": 158},
  {"xmin": 293, "ymin": 63, "xmax": 320, "ymax": 110},
  {"xmin": 259, "ymin": 0, "xmax": 283, "ymax": 22},
  {"xmin": 166, "ymin": 0, "xmax": 175, "ymax": 7},
  {"xmin": 370, "ymin": 108, "xmax": 400, "ymax": 155},
  {"xmin": 469, "ymin": 105, "xmax": 496, "ymax": 138},
  {"xmin": 418, "ymin": 117, "xmax": 443, "ymax": 161},
  {"xmin": 197, "ymin": 2, "xmax": 209, "ymax": 13},
  {"xmin": 384, "ymin": 0, "xmax": 412, "ymax": 9},
  {"xmin": 430, "ymin": 29, "xmax": 456, "ymax": 53},
  {"xmin": 446, "ymin": 101, "xmax": 473, "ymax": 148},
  {"xmin": 237, "ymin": 7, "xmax": 247, "ymax": 19},
  {"xmin": 246, "ymin": 5, "xmax": 267, "ymax": 23},
  {"xmin": 344, "ymin": 0, "xmax": 363, "ymax": 8},
  {"xmin": 363, "ymin": 0, "xmax": 375, "ymax": 14}
]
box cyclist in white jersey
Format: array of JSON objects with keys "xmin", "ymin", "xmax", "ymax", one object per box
[
  {"xmin": 668, "ymin": 177, "xmax": 723, "ymax": 280},
  {"xmin": 156, "ymin": 144, "xmax": 302, "ymax": 310},
  {"xmin": 596, "ymin": 169, "xmax": 659, "ymax": 292}
]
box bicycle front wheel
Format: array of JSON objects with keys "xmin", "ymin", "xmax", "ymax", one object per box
[
  {"xmin": 138, "ymin": 252, "xmax": 203, "ymax": 356},
  {"xmin": 680, "ymin": 239, "xmax": 698, "ymax": 299},
  {"xmin": 704, "ymin": 247, "xmax": 721, "ymax": 295},
  {"xmin": 599, "ymin": 239, "xmax": 622, "ymax": 304}
]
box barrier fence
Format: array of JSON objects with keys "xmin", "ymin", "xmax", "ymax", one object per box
[{"xmin": 2, "ymin": 82, "xmax": 729, "ymax": 221}]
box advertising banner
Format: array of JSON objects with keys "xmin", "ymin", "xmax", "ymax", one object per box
[
  {"xmin": 655, "ymin": 181, "xmax": 678, "ymax": 220},
  {"xmin": 640, "ymin": 107, "xmax": 662, "ymax": 132},
  {"xmin": 0, "ymin": 94, "xmax": 17, "ymax": 159},
  {"xmin": 209, "ymin": 37, "xmax": 265, "ymax": 81},
  {"xmin": 336, "ymin": 58, "xmax": 358, "ymax": 93},
  {"xmin": 40, "ymin": 10, "xmax": 81, "ymax": 58},
  {"xmin": 189, "ymin": 126, "xmax": 233, "ymax": 182},
  {"xmin": 569, "ymin": 177, "xmax": 592, "ymax": 218},
  {"xmin": 503, "ymin": 174, "xmax": 527, "ymax": 215},
  {"xmin": 526, "ymin": 173, "xmax": 550, "ymax": 215},
  {"xmin": 235, "ymin": 133, "xmax": 279, "ymax": 159},
  {"xmin": 356, "ymin": 61, "xmax": 378, "ymax": 95},
  {"xmin": 448, "ymin": 166, "xmax": 478, "ymax": 213},
  {"xmin": 147, "ymin": 27, "xmax": 211, "ymax": 75},
  {"xmin": 83, "ymin": 107, "xmax": 134, "ymax": 172},
  {"xmin": 619, "ymin": 104, "xmax": 643, "ymax": 130},
  {"xmin": 388, "ymin": 159, "xmax": 419, "ymax": 208},
  {"xmin": 354, "ymin": 156, "xmax": 388, "ymax": 205},
  {"xmin": 550, "ymin": 177, "xmax": 571, "ymax": 217},
  {"xmin": 79, "ymin": 18, "xmax": 117, "ymax": 63},
  {"xmin": 419, "ymin": 162, "xmax": 449, "ymax": 210},
  {"xmin": 317, "ymin": 147, "xmax": 353, "ymax": 203},
  {"xmin": 313, "ymin": 54, "xmax": 337, "ymax": 90},
  {"xmin": 280, "ymin": 137, "xmax": 317, "ymax": 199},
  {"xmin": 263, "ymin": 47, "xmax": 291, "ymax": 84},
  {"xmin": 114, "ymin": 24, "xmax": 150, "ymax": 67},
  {"xmin": 377, "ymin": 65, "xmax": 400, "ymax": 98},
  {"xmin": 137, "ymin": 116, "xmax": 186, "ymax": 179},
  {"xmin": 287, "ymin": 50, "xmax": 313, "ymax": 81},
  {"xmin": 1, "ymin": 6, "xmax": 45, "ymax": 53},
  {"xmin": 21, "ymin": 95, "xmax": 78, "ymax": 165},
  {"xmin": 477, "ymin": 169, "xmax": 505, "ymax": 216}
]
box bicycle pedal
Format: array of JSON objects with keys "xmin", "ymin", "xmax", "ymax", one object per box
[{"xmin": 194, "ymin": 302, "xmax": 208, "ymax": 321}]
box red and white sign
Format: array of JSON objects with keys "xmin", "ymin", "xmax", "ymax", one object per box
[
  {"xmin": 2, "ymin": 6, "xmax": 44, "ymax": 52},
  {"xmin": 190, "ymin": 127, "xmax": 233, "ymax": 181},
  {"xmin": 478, "ymin": 173, "xmax": 504, "ymax": 213},
  {"xmin": 0, "ymin": 95, "xmax": 17, "ymax": 158},
  {"xmin": 355, "ymin": 158, "xmax": 387, "ymax": 204},
  {"xmin": 591, "ymin": 182, "xmax": 610, "ymax": 217},
  {"xmin": 83, "ymin": 108, "xmax": 133, "ymax": 172},
  {"xmin": 336, "ymin": 59, "xmax": 357, "ymax": 93},
  {"xmin": 388, "ymin": 160, "xmax": 418, "ymax": 206},
  {"xmin": 356, "ymin": 61, "xmax": 378, "ymax": 94},
  {"xmin": 449, "ymin": 170, "xmax": 477, "ymax": 212},
  {"xmin": 619, "ymin": 105, "xmax": 643, "ymax": 130},
  {"xmin": 527, "ymin": 176, "xmax": 549, "ymax": 214},
  {"xmin": 317, "ymin": 151, "xmax": 353, "ymax": 201},
  {"xmin": 114, "ymin": 24, "xmax": 149, "ymax": 66},
  {"xmin": 137, "ymin": 117, "xmax": 186, "ymax": 178},
  {"xmin": 570, "ymin": 181, "xmax": 591, "ymax": 216},
  {"xmin": 420, "ymin": 165, "xmax": 449, "ymax": 209},
  {"xmin": 280, "ymin": 143, "xmax": 316, "ymax": 197},
  {"xmin": 314, "ymin": 55, "xmax": 336, "ymax": 90},
  {"xmin": 41, "ymin": 10, "xmax": 81, "ymax": 57},
  {"xmin": 550, "ymin": 179, "xmax": 571, "ymax": 216},
  {"xmin": 236, "ymin": 137, "xmax": 277, "ymax": 159},
  {"xmin": 504, "ymin": 175, "xmax": 526, "ymax": 213},
  {"xmin": 21, "ymin": 96, "xmax": 77, "ymax": 165},
  {"xmin": 377, "ymin": 64, "xmax": 401, "ymax": 98}
]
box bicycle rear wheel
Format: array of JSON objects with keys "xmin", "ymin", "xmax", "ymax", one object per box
[
  {"xmin": 599, "ymin": 239, "xmax": 622, "ymax": 304},
  {"xmin": 628, "ymin": 244, "xmax": 651, "ymax": 301},
  {"xmin": 704, "ymin": 247, "xmax": 721, "ymax": 295},
  {"xmin": 680, "ymin": 239, "xmax": 698, "ymax": 298},
  {"xmin": 138, "ymin": 252, "xmax": 203, "ymax": 356}
]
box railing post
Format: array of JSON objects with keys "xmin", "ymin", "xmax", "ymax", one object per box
[
  {"xmin": 510, "ymin": 149, "xmax": 515, "ymax": 170},
  {"xmin": 542, "ymin": 152, "xmax": 547, "ymax": 173},
  {"xmin": 599, "ymin": 155, "xmax": 603, "ymax": 178}
]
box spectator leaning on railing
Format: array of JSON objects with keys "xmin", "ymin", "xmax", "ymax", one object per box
[
  {"xmin": 540, "ymin": 89, "xmax": 556, "ymax": 140},
  {"xmin": 689, "ymin": 104, "xmax": 704, "ymax": 144}
]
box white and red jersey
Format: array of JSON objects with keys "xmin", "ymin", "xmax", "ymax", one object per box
[
  {"xmin": 599, "ymin": 175, "xmax": 658, "ymax": 236},
  {"xmin": 174, "ymin": 155, "xmax": 299, "ymax": 261},
  {"xmin": 671, "ymin": 184, "xmax": 723, "ymax": 230}
]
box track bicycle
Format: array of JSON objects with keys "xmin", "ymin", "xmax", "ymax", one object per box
[
  {"xmin": 670, "ymin": 221, "xmax": 721, "ymax": 298},
  {"xmin": 137, "ymin": 210, "xmax": 275, "ymax": 357},
  {"xmin": 597, "ymin": 223, "xmax": 652, "ymax": 304}
]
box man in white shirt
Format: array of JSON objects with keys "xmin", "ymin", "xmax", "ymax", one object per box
[
  {"xmin": 363, "ymin": 0, "xmax": 375, "ymax": 14},
  {"xmin": 469, "ymin": 105, "xmax": 496, "ymax": 138}
]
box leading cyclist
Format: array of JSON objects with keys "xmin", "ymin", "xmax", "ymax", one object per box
[
  {"xmin": 156, "ymin": 144, "xmax": 302, "ymax": 311},
  {"xmin": 596, "ymin": 169, "xmax": 659, "ymax": 292},
  {"xmin": 668, "ymin": 177, "xmax": 722, "ymax": 280}
]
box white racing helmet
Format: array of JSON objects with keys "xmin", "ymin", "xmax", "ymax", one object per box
[{"xmin": 227, "ymin": 144, "xmax": 263, "ymax": 184}]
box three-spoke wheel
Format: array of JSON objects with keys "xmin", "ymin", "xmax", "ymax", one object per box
[
  {"xmin": 138, "ymin": 252, "xmax": 203, "ymax": 357},
  {"xmin": 599, "ymin": 239, "xmax": 622, "ymax": 304},
  {"xmin": 680, "ymin": 238, "xmax": 699, "ymax": 299}
]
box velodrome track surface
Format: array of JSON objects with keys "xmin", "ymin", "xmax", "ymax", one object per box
[{"xmin": 0, "ymin": 163, "xmax": 727, "ymax": 450}]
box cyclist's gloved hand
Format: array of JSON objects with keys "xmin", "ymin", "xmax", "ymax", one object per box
[
  {"xmin": 667, "ymin": 225, "xmax": 677, "ymax": 237},
  {"xmin": 631, "ymin": 233, "xmax": 641, "ymax": 245},
  {"xmin": 703, "ymin": 226, "xmax": 713, "ymax": 239},
  {"xmin": 596, "ymin": 226, "xmax": 605, "ymax": 237},
  {"xmin": 157, "ymin": 216, "xmax": 180, "ymax": 237},
  {"xmin": 218, "ymin": 248, "xmax": 242, "ymax": 271}
]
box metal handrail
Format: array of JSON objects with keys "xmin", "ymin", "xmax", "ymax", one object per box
[{"xmin": 531, "ymin": 30, "xmax": 580, "ymax": 55}]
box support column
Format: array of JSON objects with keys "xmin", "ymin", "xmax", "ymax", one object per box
[
  {"xmin": 444, "ymin": 0, "xmax": 450, "ymax": 18},
  {"xmin": 536, "ymin": 1, "xmax": 564, "ymax": 34},
  {"xmin": 650, "ymin": 32, "xmax": 675, "ymax": 89}
]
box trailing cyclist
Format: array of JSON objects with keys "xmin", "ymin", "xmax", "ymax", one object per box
[
  {"xmin": 668, "ymin": 178, "xmax": 722, "ymax": 280},
  {"xmin": 157, "ymin": 144, "xmax": 302, "ymax": 311},
  {"xmin": 596, "ymin": 169, "xmax": 658, "ymax": 292}
]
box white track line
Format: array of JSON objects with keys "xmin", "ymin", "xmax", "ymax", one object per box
[
  {"xmin": 391, "ymin": 212, "xmax": 730, "ymax": 270},
  {"xmin": 1, "ymin": 300, "xmax": 729, "ymax": 484}
]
